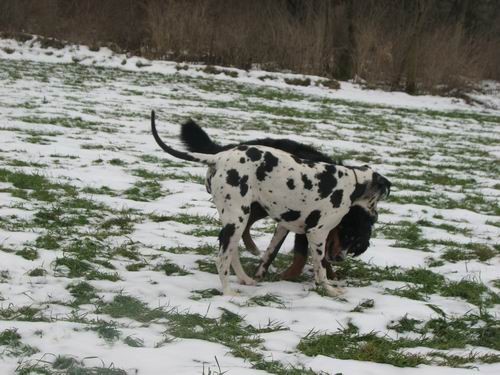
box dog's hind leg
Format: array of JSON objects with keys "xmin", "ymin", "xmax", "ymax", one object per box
[
  {"xmin": 254, "ymin": 225, "xmax": 289, "ymax": 280},
  {"xmin": 216, "ymin": 207, "xmax": 254, "ymax": 294}
]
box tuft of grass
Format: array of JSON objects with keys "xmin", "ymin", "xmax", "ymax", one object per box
[
  {"xmin": 246, "ymin": 294, "xmax": 286, "ymax": 308},
  {"xmin": 154, "ymin": 260, "xmax": 191, "ymax": 276},
  {"xmin": 89, "ymin": 320, "xmax": 121, "ymax": 342},
  {"xmin": 190, "ymin": 288, "xmax": 223, "ymax": 300},
  {"xmin": 351, "ymin": 299, "xmax": 375, "ymax": 312},
  {"xmin": 28, "ymin": 268, "xmax": 47, "ymax": 277},
  {"xmin": 0, "ymin": 329, "xmax": 38, "ymax": 357},
  {"xmin": 124, "ymin": 180, "xmax": 163, "ymax": 201},
  {"xmin": 124, "ymin": 335, "xmax": 144, "ymax": 347},
  {"xmin": 97, "ymin": 295, "xmax": 168, "ymax": 323},
  {"xmin": 67, "ymin": 281, "xmax": 98, "ymax": 305},
  {"xmin": 284, "ymin": 77, "xmax": 311, "ymax": 86},
  {"xmin": 441, "ymin": 279, "xmax": 500, "ymax": 307},
  {"xmin": 298, "ymin": 323, "xmax": 428, "ymax": 368}
]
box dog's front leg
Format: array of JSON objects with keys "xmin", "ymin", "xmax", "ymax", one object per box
[
  {"xmin": 307, "ymin": 230, "xmax": 343, "ymax": 297},
  {"xmin": 255, "ymin": 225, "xmax": 289, "ymax": 280}
]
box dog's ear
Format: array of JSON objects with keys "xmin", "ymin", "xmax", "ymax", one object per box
[{"xmin": 373, "ymin": 172, "xmax": 391, "ymax": 198}]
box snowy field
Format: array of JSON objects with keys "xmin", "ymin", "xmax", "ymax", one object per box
[{"xmin": 0, "ymin": 37, "xmax": 499, "ymax": 375}]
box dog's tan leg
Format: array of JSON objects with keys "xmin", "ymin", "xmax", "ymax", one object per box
[
  {"xmin": 242, "ymin": 227, "xmax": 260, "ymax": 256},
  {"xmin": 281, "ymin": 252, "xmax": 307, "ymax": 280}
]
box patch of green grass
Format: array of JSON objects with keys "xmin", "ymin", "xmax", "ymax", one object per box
[
  {"xmin": 0, "ymin": 329, "xmax": 38, "ymax": 357},
  {"xmin": 16, "ymin": 357, "xmax": 128, "ymax": 375},
  {"xmin": 0, "ymin": 306, "xmax": 47, "ymax": 322},
  {"xmin": 17, "ymin": 115, "xmax": 116, "ymax": 133},
  {"xmin": 97, "ymin": 295, "xmax": 168, "ymax": 323},
  {"xmin": 378, "ymin": 221, "xmax": 430, "ymax": 251},
  {"xmin": 162, "ymin": 244, "xmax": 217, "ymax": 256},
  {"xmin": 441, "ymin": 279, "xmax": 500, "ymax": 307},
  {"xmin": 126, "ymin": 262, "xmax": 147, "ymax": 272},
  {"xmin": 154, "ymin": 260, "xmax": 191, "ymax": 276},
  {"xmin": 0, "ymin": 168, "xmax": 77, "ymax": 203},
  {"xmin": 441, "ymin": 243, "xmax": 497, "ymax": 263},
  {"xmin": 67, "ymin": 281, "xmax": 98, "ymax": 305},
  {"xmin": 150, "ymin": 213, "xmax": 219, "ymax": 226},
  {"xmin": 387, "ymin": 310, "xmax": 500, "ymax": 351},
  {"xmin": 298, "ymin": 323, "xmax": 428, "ymax": 367},
  {"xmin": 28, "ymin": 268, "xmax": 47, "ymax": 277},
  {"xmin": 196, "ymin": 259, "xmax": 218, "ymax": 274},
  {"xmin": 167, "ymin": 308, "xmax": 264, "ymax": 361},
  {"xmin": 16, "ymin": 247, "xmax": 38, "ymax": 260},
  {"xmin": 109, "ymin": 158, "xmax": 126, "ymax": 166},
  {"xmin": 186, "ymin": 227, "xmax": 220, "ymax": 237},
  {"xmin": 124, "ymin": 180, "xmax": 163, "ymax": 201},
  {"xmin": 89, "ymin": 320, "xmax": 121, "ymax": 342}
]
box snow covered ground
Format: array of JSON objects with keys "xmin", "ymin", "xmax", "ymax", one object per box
[{"xmin": 0, "ymin": 36, "xmax": 499, "ymax": 375}]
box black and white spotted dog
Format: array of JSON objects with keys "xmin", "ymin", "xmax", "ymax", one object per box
[
  {"xmin": 179, "ymin": 119, "xmax": 378, "ymax": 279},
  {"xmin": 151, "ymin": 111, "xmax": 391, "ymax": 296}
]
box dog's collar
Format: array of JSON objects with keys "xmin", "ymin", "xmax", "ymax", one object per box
[{"xmin": 353, "ymin": 169, "xmax": 359, "ymax": 185}]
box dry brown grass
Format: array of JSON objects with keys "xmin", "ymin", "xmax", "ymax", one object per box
[{"xmin": 0, "ymin": 0, "xmax": 498, "ymax": 94}]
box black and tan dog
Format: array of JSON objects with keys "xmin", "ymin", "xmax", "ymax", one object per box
[
  {"xmin": 179, "ymin": 119, "xmax": 377, "ymax": 280},
  {"xmin": 151, "ymin": 112, "xmax": 390, "ymax": 296}
]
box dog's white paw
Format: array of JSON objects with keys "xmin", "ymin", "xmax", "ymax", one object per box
[
  {"xmin": 239, "ymin": 277, "xmax": 257, "ymax": 286},
  {"xmin": 223, "ymin": 288, "xmax": 239, "ymax": 297},
  {"xmin": 324, "ymin": 284, "xmax": 344, "ymax": 297}
]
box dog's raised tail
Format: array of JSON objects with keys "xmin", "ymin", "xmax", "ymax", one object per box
[
  {"xmin": 180, "ymin": 119, "xmax": 225, "ymax": 154},
  {"xmin": 151, "ymin": 110, "xmax": 215, "ymax": 165}
]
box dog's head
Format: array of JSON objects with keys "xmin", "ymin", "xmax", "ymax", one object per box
[
  {"xmin": 324, "ymin": 205, "xmax": 377, "ymax": 262},
  {"xmin": 349, "ymin": 167, "xmax": 391, "ymax": 220},
  {"xmin": 323, "ymin": 167, "xmax": 390, "ymax": 262}
]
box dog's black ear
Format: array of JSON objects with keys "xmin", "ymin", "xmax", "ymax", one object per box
[{"xmin": 373, "ymin": 172, "xmax": 391, "ymax": 198}]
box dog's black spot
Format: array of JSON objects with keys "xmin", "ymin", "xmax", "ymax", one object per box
[
  {"xmin": 316, "ymin": 249, "xmax": 323, "ymax": 255},
  {"xmin": 301, "ymin": 174, "xmax": 313, "ymax": 190},
  {"xmin": 350, "ymin": 183, "xmax": 367, "ymax": 202},
  {"xmin": 246, "ymin": 147, "xmax": 262, "ymax": 161},
  {"xmin": 226, "ymin": 169, "xmax": 240, "ymax": 186},
  {"xmin": 240, "ymin": 157, "xmax": 246, "ymax": 164},
  {"xmin": 338, "ymin": 171, "xmax": 343, "ymax": 178},
  {"xmin": 240, "ymin": 175, "xmax": 249, "ymax": 196},
  {"xmin": 239, "ymin": 217, "xmax": 244, "ymax": 223},
  {"xmin": 292, "ymin": 156, "xmax": 303, "ymax": 164},
  {"xmin": 237, "ymin": 145, "xmax": 248, "ymax": 151},
  {"xmin": 281, "ymin": 209, "xmax": 301, "ymax": 222},
  {"xmin": 225, "ymin": 193, "xmax": 231, "ymax": 200},
  {"xmin": 330, "ymin": 189, "xmax": 343, "ymax": 208},
  {"xmin": 316, "ymin": 165, "xmax": 337, "ymax": 198},
  {"xmin": 241, "ymin": 205, "xmax": 250, "ymax": 214},
  {"xmin": 305, "ymin": 210, "xmax": 321, "ymax": 230},
  {"xmin": 306, "ymin": 161, "xmax": 316, "ymax": 168},
  {"xmin": 287, "ymin": 178, "xmax": 295, "ymax": 190},
  {"xmin": 219, "ymin": 223, "xmax": 235, "ymax": 252},
  {"xmin": 256, "ymin": 152, "xmax": 279, "ymax": 181}
]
